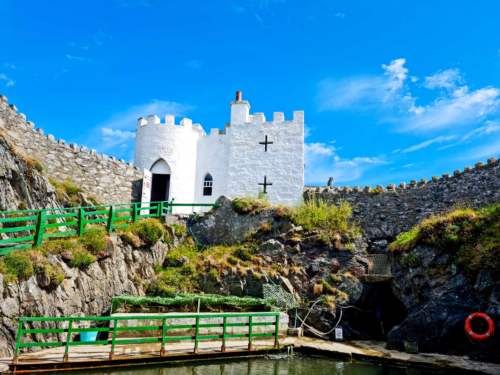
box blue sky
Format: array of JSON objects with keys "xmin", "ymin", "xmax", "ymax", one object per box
[{"xmin": 1, "ymin": 0, "xmax": 500, "ymax": 186}]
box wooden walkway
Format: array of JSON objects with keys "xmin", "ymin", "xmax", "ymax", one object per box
[
  {"xmin": 6, "ymin": 338, "xmax": 281, "ymax": 373},
  {"xmin": 3, "ymin": 337, "xmax": 500, "ymax": 374}
]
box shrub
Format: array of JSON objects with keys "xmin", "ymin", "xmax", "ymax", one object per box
[
  {"xmin": 164, "ymin": 240, "xmax": 198, "ymax": 266},
  {"xmin": 80, "ymin": 227, "xmax": 107, "ymax": 255},
  {"xmin": 232, "ymin": 197, "xmax": 270, "ymax": 215},
  {"xmin": 69, "ymin": 248, "xmax": 96, "ymax": 269},
  {"xmin": 37, "ymin": 263, "xmax": 65, "ymax": 287},
  {"xmin": 120, "ymin": 231, "xmax": 142, "ymax": 248},
  {"xmin": 171, "ymin": 223, "xmax": 187, "ymax": 237},
  {"xmin": 227, "ymin": 255, "xmax": 239, "ymax": 266},
  {"xmin": 290, "ymin": 199, "xmax": 360, "ymax": 243},
  {"xmin": 127, "ymin": 219, "xmax": 165, "ymax": 246},
  {"xmin": 234, "ymin": 246, "xmax": 253, "ymax": 261},
  {"xmin": 1, "ymin": 251, "xmax": 34, "ymax": 280},
  {"xmin": 62, "ymin": 179, "xmax": 82, "ymax": 195},
  {"xmin": 33, "ymin": 160, "xmax": 44, "ymax": 173},
  {"xmin": 388, "ymin": 227, "xmax": 419, "ymax": 252},
  {"xmin": 39, "ymin": 239, "xmax": 78, "ymax": 255}
]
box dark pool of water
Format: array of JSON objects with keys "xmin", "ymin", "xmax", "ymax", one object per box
[{"xmin": 63, "ymin": 354, "xmax": 457, "ymax": 375}]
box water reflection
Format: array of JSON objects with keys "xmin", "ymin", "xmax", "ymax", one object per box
[{"xmin": 67, "ymin": 356, "xmax": 447, "ymax": 375}]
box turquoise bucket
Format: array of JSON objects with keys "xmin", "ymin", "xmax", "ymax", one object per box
[{"xmin": 80, "ymin": 331, "xmax": 98, "ymax": 342}]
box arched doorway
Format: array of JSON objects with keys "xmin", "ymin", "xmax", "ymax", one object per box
[{"xmin": 150, "ymin": 159, "xmax": 171, "ymax": 201}]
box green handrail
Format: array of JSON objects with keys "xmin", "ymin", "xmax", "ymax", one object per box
[
  {"xmin": 0, "ymin": 200, "xmax": 215, "ymax": 255},
  {"xmin": 13, "ymin": 312, "xmax": 281, "ymax": 363}
]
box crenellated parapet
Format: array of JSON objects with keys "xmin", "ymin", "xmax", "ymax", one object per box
[
  {"xmin": 0, "ymin": 95, "xmax": 143, "ymax": 203},
  {"xmin": 304, "ymin": 157, "xmax": 500, "ymax": 240},
  {"xmin": 136, "ymin": 114, "xmax": 205, "ymax": 134},
  {"xmin": 304, "ymin": 157, "xmax": 499, "ymax": 195}
]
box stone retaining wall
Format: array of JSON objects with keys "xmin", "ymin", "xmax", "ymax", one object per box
[
  {"xmin": 0, "ymin": 96, "xmax": 143, "ymax": 203},
  {"xmin": 305, "ymin": 158, "xmax": 500, "ymax": 241}
]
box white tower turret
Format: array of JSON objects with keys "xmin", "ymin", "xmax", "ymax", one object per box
[{"xmin": 230, "ymin": 90, "xmax": 250, "ymax": 125}]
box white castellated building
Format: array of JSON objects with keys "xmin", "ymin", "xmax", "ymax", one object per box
[{"xmin": 134, "ymin": 91, "xmax": 304, "ymax": 212}]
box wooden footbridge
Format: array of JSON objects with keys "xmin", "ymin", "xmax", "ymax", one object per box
[{"xmin": 9, "ymin": 312, "xmax": 284, "ymax": 373}]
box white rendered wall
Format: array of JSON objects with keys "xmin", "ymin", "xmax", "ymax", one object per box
[
  {"xmin": 225, "ymin": 112, "xmax": 304, "ymax": 206},
  {"xmin": 194, "ymin": 129, "xmax": 229, "ymax": 207},
  {"xmin": 134, "ymin": 117, "xmax": 202, "ymax": 213}
]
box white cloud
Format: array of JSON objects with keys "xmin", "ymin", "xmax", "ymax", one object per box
[
  {"xmin": 185, "ymin": 59, "xmax": 203, "ymax": 70},
  {"xmin": 399, "ymin": 135, "xmax": 457, "ymax": 153},
  {"xmin": 3, "ymin": 63, "xmax": 16, "ymax": 69},
  {"xmin": 437, "ymin": 120, "xmax": 500, "ymax": 150},
  {"xmin": 305, "ymin": 142, "xmax": 335, "ymax": 156},
  {"xmin": 461, "ymin": 120, "xmax": 500, "ymax": 141},
  {"xmin": 318, "ymin": 58, "xmax": 500, "ymax": 133},
  {"xmin": 461, "ymin": 138, "xmax": 500, "ymax": 161},
  {"xmin": 0, "ymin": 73, "xmax": 15, "ymax": 87},
  {"xmin": 318, "ymin": 58, "xmax": 415, "ymax": 112},
  {"xmin": 305, "ymin": 142, "xmax": 386, "ymax": 184},
  {"xmin": 335, "ymin": 12, "xmax": 346, "ymax": 18},
  {"xmin": 424, "ymin": 68, "xmax": 463, "ymax": 90},
  {"xmin": 65, "ymin": 54, "xmax": 87, "ymax": 62},
  {"xmin": 100, "ymin": 128, "xmax": 135, "ymax": 150},
  {"xmin": 406, "ymin": 87, "xmax": 500, "ymax": 131}
]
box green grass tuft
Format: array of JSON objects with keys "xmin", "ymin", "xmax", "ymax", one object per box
[
  {"xmin": 80, "ymin": 227, "xmax": 107, "ymax": 255},
  {"xmin": 69, "ymin": 248, "xmax": 96, "ymax": 269},
  {"xmin": 232, "ymin": 197, "xmax": 270, "ymax": 215},
  {"xmin": 127, "ymin": 219, "xmax": 165, "ymax": 246},
  {"xmin": 290, "ymin": 198, "xmax": 360, "ymax": 245}
]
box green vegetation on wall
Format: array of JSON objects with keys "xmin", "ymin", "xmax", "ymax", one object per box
[
  {"xmin": 389, "ymin": 203, "xmax": 500, "ymax": 277},
  {"xmin": 290, "ymin": 198, "xmax": 361, "ymax": 245},
  {"xmin": 111, "ymin": 293, "xmax": 279, "ymax": 313}
]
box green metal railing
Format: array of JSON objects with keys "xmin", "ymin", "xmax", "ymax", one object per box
[
  {"xmin": 0, "ymin": 201, "xmax": 214, "ymax": 255},
  {"xmin": 13, "ymin": 312, "xmax": 281, "ymax": 363}
]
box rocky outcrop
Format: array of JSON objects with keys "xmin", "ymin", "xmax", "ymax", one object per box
[
  {"xmin": 190, "ymin": 196, "xmax": 285, "ymax": 245},
  {"xmin": 389, "ymin": 245, "xmax": 500, "ymax": 359},
  {"xmin": 0, "ymin": 135, "xmax": 58, "ymax": 211},
  {"xmin": 189, "ymin": 197, "xmax": 381, "ymax": 340},
  {"xmin": 0, "ymin": 237, "xmax": 169, "ymax": 356}
]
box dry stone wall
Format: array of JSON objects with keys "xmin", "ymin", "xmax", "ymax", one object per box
[
  {"xmin": 0, "ymin": 96, "xmax": 143, "ymax": 203},
  {"xmin": 305, "ymin": 158, "xmax": 500, "ymax": 241}
]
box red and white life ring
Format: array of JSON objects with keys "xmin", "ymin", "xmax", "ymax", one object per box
[{"xmin": 465, "ymin": 312, "xmax": 495, "ymax": 341}]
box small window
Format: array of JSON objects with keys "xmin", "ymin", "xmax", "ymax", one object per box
[{"xmin": 203, "ymin": 173, "xmax": 213, "ymax": 196}]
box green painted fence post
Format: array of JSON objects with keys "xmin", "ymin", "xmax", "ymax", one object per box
[
  {"xmin": 160, "ymin": 318, "xmax": 167, "ymax": 357},
  {"xmin": 194, "ymin": 316, "xmax": 200, "ymax": 353},
  {"xmin": 63, "ymin": 320, "xmax": 73, "ymax": 362},
  {"xmin": 109, "ymin": 318, "xmax": 118, "ymax": 360},
  {"xmin": 221, "ymin": 316, "xmax": 227, "ymax": 352},
  {"xmin": 274, "ymin": 314, "xmax": 280, "ymax": 349},
  {"xmin": 78, "ymin": 208, "xmax": 85, "ymax": 236},
  {"xmin": 12, "ymin": 320, "xmax": 23, "ymax": 364},
  {"xmin": 33, "ymin": 209, "xmax": 46, "ymax": 247},
  {"xmin": 158, "ymin": 201, "xmax": 164, "ymax": 218},
  {"xmin": 106, "ymin": 205, "xmax": 114, "ymax": 233},
  {"xmin": 132, "ymin": 203, "xmax": 137, "ymax": 223},
  {"xmin": 248, "ymin": 315, "xmax": 253, "ymax": 351}
]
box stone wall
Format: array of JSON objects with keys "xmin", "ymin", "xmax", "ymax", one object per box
[
  {"xmin": 0, "ymin": 96, "xmax": 143, "ymax": 203},
  {"xmin": 304, "ymin": 158, "xmax": 500, "ymax": 241}
]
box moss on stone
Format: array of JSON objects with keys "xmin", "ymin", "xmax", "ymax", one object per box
[
  {"xmin": 389, "ymin": 203, "xmax": 500, "ymax": 277},
  {"xmin": 232, "ymin": 197, "xmax": 270, "ymax": 215},
  {"xmin": 126, "ymin": 219, "xmax": 166, "ymax": 246},
  {"xmin": 69, "ymin": 248, "xmax": 96, "ymax": 269}
]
